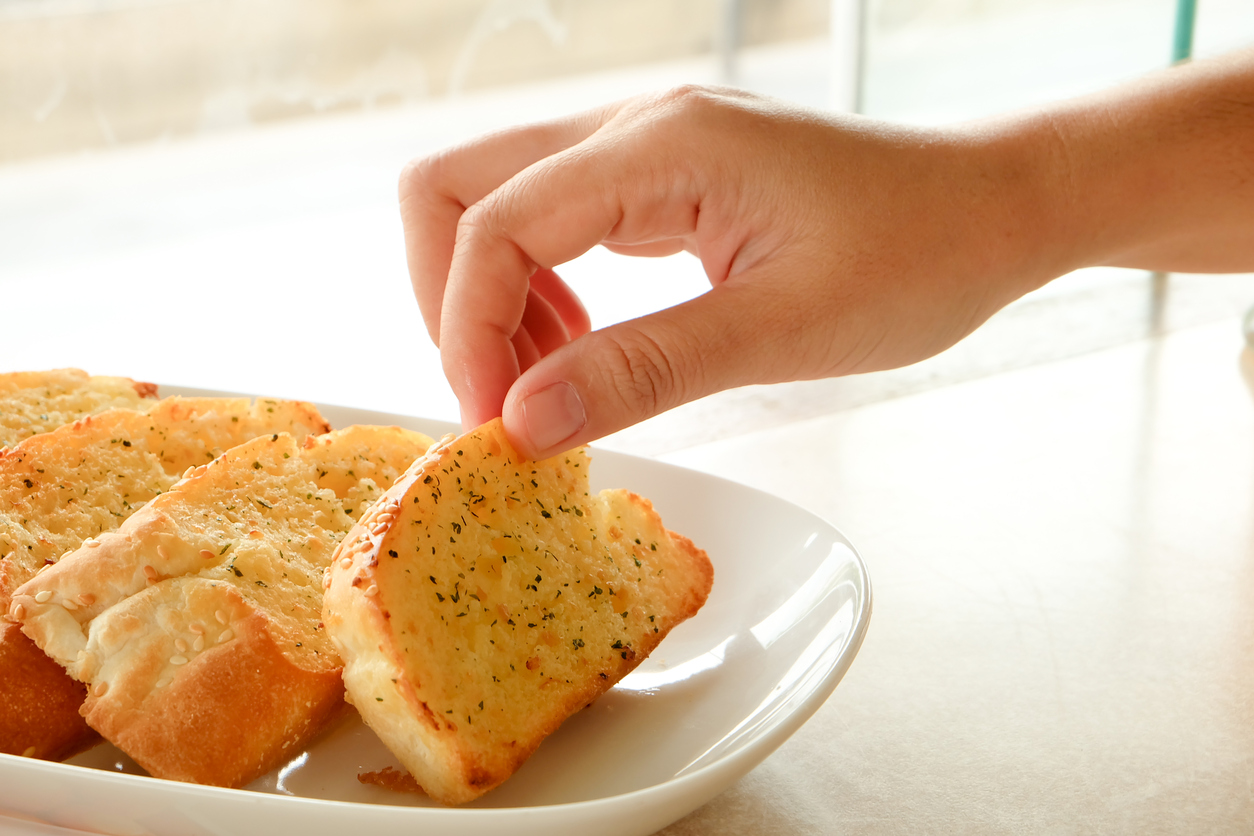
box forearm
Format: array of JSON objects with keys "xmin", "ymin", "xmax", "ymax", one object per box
[{"xmin": 994, "ymin": 48, "xmax": 1254, "ymax": 276}]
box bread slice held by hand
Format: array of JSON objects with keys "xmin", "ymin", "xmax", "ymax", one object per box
[
  {"xmin": 13, "ymin": 424, "xmax": 434, "ymax": 787},
  {"xmin": 323, "ymin": 418, "xmax": 713, "ymax": 805}
]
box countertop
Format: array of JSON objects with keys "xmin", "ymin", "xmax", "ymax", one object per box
[{"xmin": 656, "ymin": 316, "xmax": 1254, "ymax": 834}]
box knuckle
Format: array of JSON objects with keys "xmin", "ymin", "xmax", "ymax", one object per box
[
  {"xmin": 620, "ymin": 85, "xmax": 719, "ymax": 131},
  {"xmin": 455, "ymin": 188, "xmax": 518, "ymax": 251},
  {"xmin": 650, "ymin": 83, "xmax": 749, "ymax": 124},
  {"xmin": 658, "ymin": 83, "xmax": 716, "ymax": 112},
  {"xmin": 398, "ymin": 150, "xmax": 453, "ymax": 208},
  {"xmin": 601, "ymin": 330, "xmax": 684, "ymax": 418},
  {"xmin": 397, "ymin": 158, "xmax": 428, "ymax": 205},
  {"xmin": 453, "ymin": 201, "xmax": 495, "ymax": 249}
]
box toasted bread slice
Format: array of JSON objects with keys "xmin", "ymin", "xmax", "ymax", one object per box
[
  {"xmin": 0, "ymin": 396, "xmax": 329, "ymax": 760},
  {"xmin": 0, "ymin": 368, "xmax": 158, "ymax": 449},
  {"xmin": 322, "ymin": 419, "xmax": 713, "ymax": 805},
  {"xmin": 13, "ymin": 424, "xmax": 434, "ymax": 787}
]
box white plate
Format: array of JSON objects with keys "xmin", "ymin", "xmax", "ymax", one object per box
[{"xmin": 0, "ymin": 391, "xmax": 871, "ymax": 836}]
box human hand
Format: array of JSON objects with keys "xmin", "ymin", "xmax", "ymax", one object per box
[{"xmin": 399, "ymin": 86, "xmax": 1080, "ymax": 458}]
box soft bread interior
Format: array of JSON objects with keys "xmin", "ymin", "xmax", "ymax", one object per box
[
  {"xmin": 324, "ymin": 419, "xmax": 712, "ymax": 805},
  {"xmin": 0, "ymin": 368, "xmax": 157, "ymax": 449},
  {"xmin": 0, "ymin": 397, "xmax": 330, "ymax": 609}
]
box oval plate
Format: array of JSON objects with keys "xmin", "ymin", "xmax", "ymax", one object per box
[{"xmin": 0, "ymin": 390, "xmax": 871, "ymax": 836}]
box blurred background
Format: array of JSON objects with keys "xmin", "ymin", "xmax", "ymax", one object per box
[{"xmin": 2, "ymin": 0, "xmax": 1253, "ymax": 451}]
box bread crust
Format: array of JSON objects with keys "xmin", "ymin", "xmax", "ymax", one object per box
[
  {"xmin": 79, "ymin": 581, "xmax": 346, "ymax": 787},
  {"xmin": 0, "ymin": 621, "xmax": 96, "ymax": 761},
  {"xmin": 323, "ymin": 420, "xmax": 713, "ymax": 805}
]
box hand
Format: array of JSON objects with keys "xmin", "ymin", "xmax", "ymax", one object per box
[
  {"xmin": 401, "ymin": 86, "xmax": 1071, "ymax": 456},
  {"xmin": 400, "ymin": 50, "xmax": 1254, "ymax": 459}
]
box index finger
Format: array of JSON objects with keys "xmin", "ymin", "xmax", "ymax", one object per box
[
  {"xmin": 399, "ymin": 104, "xmax": 618, "ymax": 344},
  {"xmin": 439, "ymin": 102, "xmax": 713, "ymax": 428}
]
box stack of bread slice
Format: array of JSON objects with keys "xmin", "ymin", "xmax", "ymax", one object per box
[
  {"xmin": 0, "ymin": 394, "xmax": 330, "ymax": 760},
  {"xmin": 323, "ymin": 419, "xmax": 713, "ymax": 804},
  {"xmin": 13, "ymin": 424, "xmax": 434, "ymax": 787},
  {"xmin": 0, "ymin": 368, "xmax": 159, "ymax": 449}
]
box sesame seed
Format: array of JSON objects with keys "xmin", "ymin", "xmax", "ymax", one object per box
[
  {"xmin": 365, "ymin": 584, "xmax": 379, "ymax": 597},
  {"xmin": 85, "ymin": 539, "xmax": 101, "ymax": 548},
  {"xmin": 370, "ymin": 523, "xmax": 389, "ymax": 536},
  {"xmin": 199, "ymin": 549, "xmax": 215, "ymax": 559},
  {"xmin": 339, "ymin": 557, "xmax": 353, "ymax": 569},
  {"xmin": 175, "ymin": 638, "xmax": 189, "ymax": 652},
  {"xmin": 77, "ymin": 593, "xmax": 95, "ymax": 607},
  {"xmin": 62, "ymin": 599, "xmax": 78, "ymax": 611},
  {"xmin": 93, "ymin": 681, "xmax": 109, "ymax": 697},
  {"xmin": 34, "ymin": 590, "xmax": 52, "ymax": 604},
  {"xmin": 170, "ymin": 655, "xmax": 188, "ymax": 665},
  {"xmin": 142, "ymin": 565, "xmax": 158, "ymax": 582},
  {"xmin": 218, "ymin": 629, "xmax": 234, "ymax": 643},
  {"xmin": 248, "ymin": 529, "xmax": 262, "ymax": 539},
  {"xmin": 157, "ymin": 545, "xmax": 169, "ymax": 561},
  {"xmin": 7, "ymin": 603, "xmax": 23, "ymax": 622},
  {"xmin": 193, "ymin": 636, "xmax": 205, "ymax": 652},
  {"xmin": 21, "ymin": 747, "xmax": 35, "ymax": 758},
  {"xmin": 215, "ymin": 610, "xmax": 228, "ymax": 625},
  {"xmin": 189, "ymin": 622, "xmax": 204, "ymax": 634}
]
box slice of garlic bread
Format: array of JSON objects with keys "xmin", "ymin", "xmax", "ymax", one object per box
[
  {"xmin": 0, "ymin": 368, "xmax": 158, "ymax": 449},
  {"xmin": 12, "ymin": 424, "xmax": 433, "ymax": 787},
  {"xmin": 0, "ymin": 396, "xmax": 329, "ymax": 761},
  {"xmin": 323, "ymin": 419, "xmax": 713, "ymax": 805}
]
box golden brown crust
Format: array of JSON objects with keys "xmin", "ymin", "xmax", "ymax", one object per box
[
  {"xmin": 324, "ymin": 419, "xmax": 713, "ymax": 805},
  {"xmin": 358, "ymin": 766, "xmax": 425, "ymax": 795},
  {"xmin": 0, "ymin": 621, "xmax": 97, "ymax": 761},
  {"xmin": 80, "ymin": 585, "xmax": 346, "ymax": 787}
]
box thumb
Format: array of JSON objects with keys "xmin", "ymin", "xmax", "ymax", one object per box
[{"xmin": 500, "ymin": 280, "xmax": 789, "ymax": 458}]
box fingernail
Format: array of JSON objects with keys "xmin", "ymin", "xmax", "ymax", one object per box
[{"xmin": 520, "ymin": 382, "xmax": 586, "ymax": 455}]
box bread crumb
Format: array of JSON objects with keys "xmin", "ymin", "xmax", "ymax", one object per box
[{"xmin": 357, "ymin": 766, "xmax": 426, "ymax": 795}]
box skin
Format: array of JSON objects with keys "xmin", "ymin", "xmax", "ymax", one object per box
[{"xmin": 401, "ymin": 48, "xmax": 1254, "ymax": 459}]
